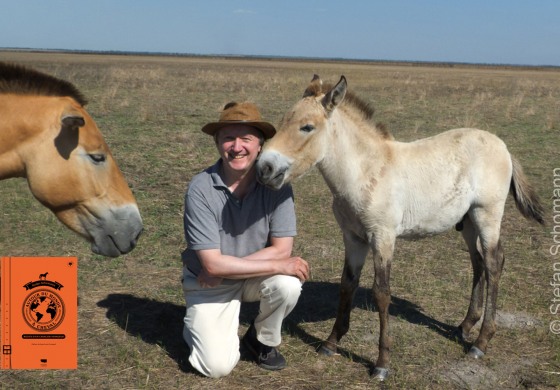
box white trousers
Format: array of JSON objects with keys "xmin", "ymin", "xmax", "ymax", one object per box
[{"xmin": 182, "ymin": 267, "xmax": 302, "ymax": 378}]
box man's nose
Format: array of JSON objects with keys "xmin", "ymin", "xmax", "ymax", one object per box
[{"xmin": 231, "ymin": 138, "xmax": 243, "ymax": 151}]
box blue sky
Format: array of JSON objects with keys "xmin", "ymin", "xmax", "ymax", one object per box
[{"xmin": 1, "ymin": 1, "xmax": 559, "ymax": 66}]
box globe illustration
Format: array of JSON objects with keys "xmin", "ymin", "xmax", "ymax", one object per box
[
  {"xmin": 23, "ymin": 290, "xmax": 65, "ymax": 331},
  {"xmin": 29, "ymin": 296, "xmax": 58, "ymax": 323}
]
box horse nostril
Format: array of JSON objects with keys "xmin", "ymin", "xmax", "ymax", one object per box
[{"xmin": 260, "ymin": 162, "xmax": 273, "ymax": 179}]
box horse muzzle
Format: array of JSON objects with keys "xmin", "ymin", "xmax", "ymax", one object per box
[
  {"xmin": 89, "ymin": 205, "xmax": 143, "ymax": 257},
  {"xmin": 256, "ymin": 152, "xmax": 290, "ymax": 190}
]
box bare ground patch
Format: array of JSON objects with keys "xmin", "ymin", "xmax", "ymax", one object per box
[
  {"xmin": 440, "ymin": 357, "xmax": 538, "ymax": 390},
  {"xmin": 440, "ymin": 311, "xmax": 549, "ymax": 389}
]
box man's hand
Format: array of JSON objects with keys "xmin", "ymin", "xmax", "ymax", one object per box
[{"xmin": 284, "ymin": 257, "xmax": 310, "ymax": 282}]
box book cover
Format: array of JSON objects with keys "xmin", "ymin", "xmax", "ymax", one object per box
[{"xmin": 1, "ymin": 256, "xmax": 77, "ymax": 369}]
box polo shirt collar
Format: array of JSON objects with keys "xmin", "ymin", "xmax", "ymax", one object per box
[
  {"xmin": 209, "ymin": 159, "xmax": 260, "ymax": 200},
  {"xmin": 209, "ymin": 159, "xmax": 227, "ymax": 189}
]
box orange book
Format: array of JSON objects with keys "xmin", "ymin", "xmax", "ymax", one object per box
[{"xmin": 1, "ymin": 257, "xmax": 77, "ymax": 369}]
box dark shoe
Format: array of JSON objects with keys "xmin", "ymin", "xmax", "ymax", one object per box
[{"xmin": 242, "ymin": 323, "xmax": 286, "ymax": 371}]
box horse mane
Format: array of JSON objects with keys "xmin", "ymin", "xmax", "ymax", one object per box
[
  {"xmin": 0, "ymin": 62, "xmax": 88, "ymax": 106},
  {"xmin": 318, "ymin": 82, "xmax": 392, "ymax": 140}
]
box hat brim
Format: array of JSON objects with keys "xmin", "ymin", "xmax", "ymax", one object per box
[{"xmin": 201, "ymin": 121, "xmax": 276, "ymax": 140}]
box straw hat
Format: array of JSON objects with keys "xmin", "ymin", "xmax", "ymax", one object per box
[{"xmin": 201, "ymin": 102, "xmax": 276, "ymax": 139}]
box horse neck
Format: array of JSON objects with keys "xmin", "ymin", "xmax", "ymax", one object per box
[
  {"xmin": 316, "ymin": 111, "xmax": 389, "ymax": 201},
  {"xmin": 0, "ymin": 95, "xmax": 55, "ymax": 178}
]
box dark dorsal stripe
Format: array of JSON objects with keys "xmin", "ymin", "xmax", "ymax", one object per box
[
  {"xmin": 0, "ymin": 62, "xmax": 87, "ymax": 106},
  {"xmin": 320, "ymin": 82, "xmax": 392, "ymax": 139}
]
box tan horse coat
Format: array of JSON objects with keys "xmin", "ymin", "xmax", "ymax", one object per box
[{"xmin": 0, "ymin": 62, "xmax": 142, "ymax": 257}]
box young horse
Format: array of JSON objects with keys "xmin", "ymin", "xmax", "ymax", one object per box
[
  {"xmin": 0, "ymin": 62, "xmax": 143, "ymax": 257},
  {"xmin": 256, "ymin": 75, "xmax": 544, "ymax": 380}
]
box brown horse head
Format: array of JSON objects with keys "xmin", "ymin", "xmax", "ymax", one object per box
[{"xmin": 0, "ymin": 62, "xmax": 142, "ymax": 257}]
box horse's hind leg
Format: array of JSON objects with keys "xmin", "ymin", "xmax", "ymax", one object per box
[
  {"xmin": 469, "ymin": 238, "xmax": 504, "ymax": 358},
  {"xmin": 467, "ymin": 209, "xmax": 506, "ymax": 359},
  {"xmin": 320, "ymin": 232, "xmax": 369, "ymax": 356},
  {"xmin": 457, "ymin": 216, "xmax": 485, "ymax": 342}
]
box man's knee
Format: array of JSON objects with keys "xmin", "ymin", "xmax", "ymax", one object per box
[
  {"xmin": 266, "ymin": 275, "xmax": 302, "ymax": 304},
  {"xmin": 283, "ymin": 275, "xmax": 303, "ymax": 302},
  {"xmin": 184, "ymin": 322, "xmax": 241, "ymax": 379},
  {"xmin": 189, "ymin": 349, "xmax": 239, "ymax": 378}
]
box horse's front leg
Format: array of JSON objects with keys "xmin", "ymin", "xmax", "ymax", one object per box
[
  {"xmin": 319, "ymin": 232, "xmax": 369, "ymax": 356},
  {"xmin": 370, "ymin": 237, "xmax": 395, "ymax": 381}
]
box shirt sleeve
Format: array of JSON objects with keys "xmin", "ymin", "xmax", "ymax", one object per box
[
  {"xmin": 269, "ymin": 184, "xmax": 297, "ymax": 238},
  {"xmin": 184, "ymin": 184, "xmax": 221, "ymax": 251}
]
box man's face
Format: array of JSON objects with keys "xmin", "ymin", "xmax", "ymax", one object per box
[{"xmin": 216, "ymin": 125, "xmax": 263, "ymax": 175}]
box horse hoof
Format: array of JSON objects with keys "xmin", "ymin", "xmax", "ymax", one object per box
[
  {"xmin": 371, "ymin": 367, "xmax": 389, "ymax": 381},
  {"xmin": 467, "ymin": 346, "xmax": 485, "ymax": 359},
  {"xmin": 317, "ymin": 345, "xmax": 337, "ymax": 356}
]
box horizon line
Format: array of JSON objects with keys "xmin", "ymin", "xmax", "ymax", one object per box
[{"xmin": 1, "ymin": 47, "xmax": 559, "ymax": 70}]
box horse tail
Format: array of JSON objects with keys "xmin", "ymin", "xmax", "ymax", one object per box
[{"xmin": 510, "ymin": 156, "xmax": 545, "ymax": 225}]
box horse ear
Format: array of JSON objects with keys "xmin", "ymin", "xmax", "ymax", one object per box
[
  {"xmin": 61, "ymin": 115, "xmax": 85, "ymax": 129},
  {"xmin": 303, "ymin": 74, "xmax": 322, "ymax": 97},
  {"xmin": 61, "ymin": 107, "xmax": 85, "ymax": 129},
  {"xmin": 56, "ymin": 109, "xmax": 83, "ymax": 159},
  {"xmin": 321, "ymin": 76, "xmax": 347, "ymax": 115}
]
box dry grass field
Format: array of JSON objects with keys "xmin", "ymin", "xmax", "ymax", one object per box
[{"xmin": 0, "ymin": 51, "xmax": 559, "ymax": 389}]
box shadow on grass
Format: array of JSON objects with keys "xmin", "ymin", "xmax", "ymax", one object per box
[
  {"xmin": 285, "ymin": 281, "xmax": 463, "ymax": 371},
  {"xmin": 96, "ymin": 294, "xmax": 196, "ymax": 373},
  {"xmin": 97, "ymin": 281, "xmax": 461, "ymax": 373}
]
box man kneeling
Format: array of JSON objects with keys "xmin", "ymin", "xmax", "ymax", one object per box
[{"xmin": 181, "ymin": 102, "xmax": 310, "ymax": 378}]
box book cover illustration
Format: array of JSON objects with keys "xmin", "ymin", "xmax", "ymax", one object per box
[{"xmin": 1, "ymin": 257, "xmax": 77, "ymax": 369}]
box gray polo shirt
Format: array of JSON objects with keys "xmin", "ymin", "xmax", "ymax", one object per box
[{"xmin": 181, "ymin": 160, "xmax": 297, "ymax": 276}]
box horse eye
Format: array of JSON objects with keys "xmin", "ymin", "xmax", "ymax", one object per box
[
  {"xmin": 300, "ymin": 124, "xmax": 315, "ymax": 133},
  {"xmin": 88, "ymin": 153, "xmax": 106, "ymax": 164}
]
